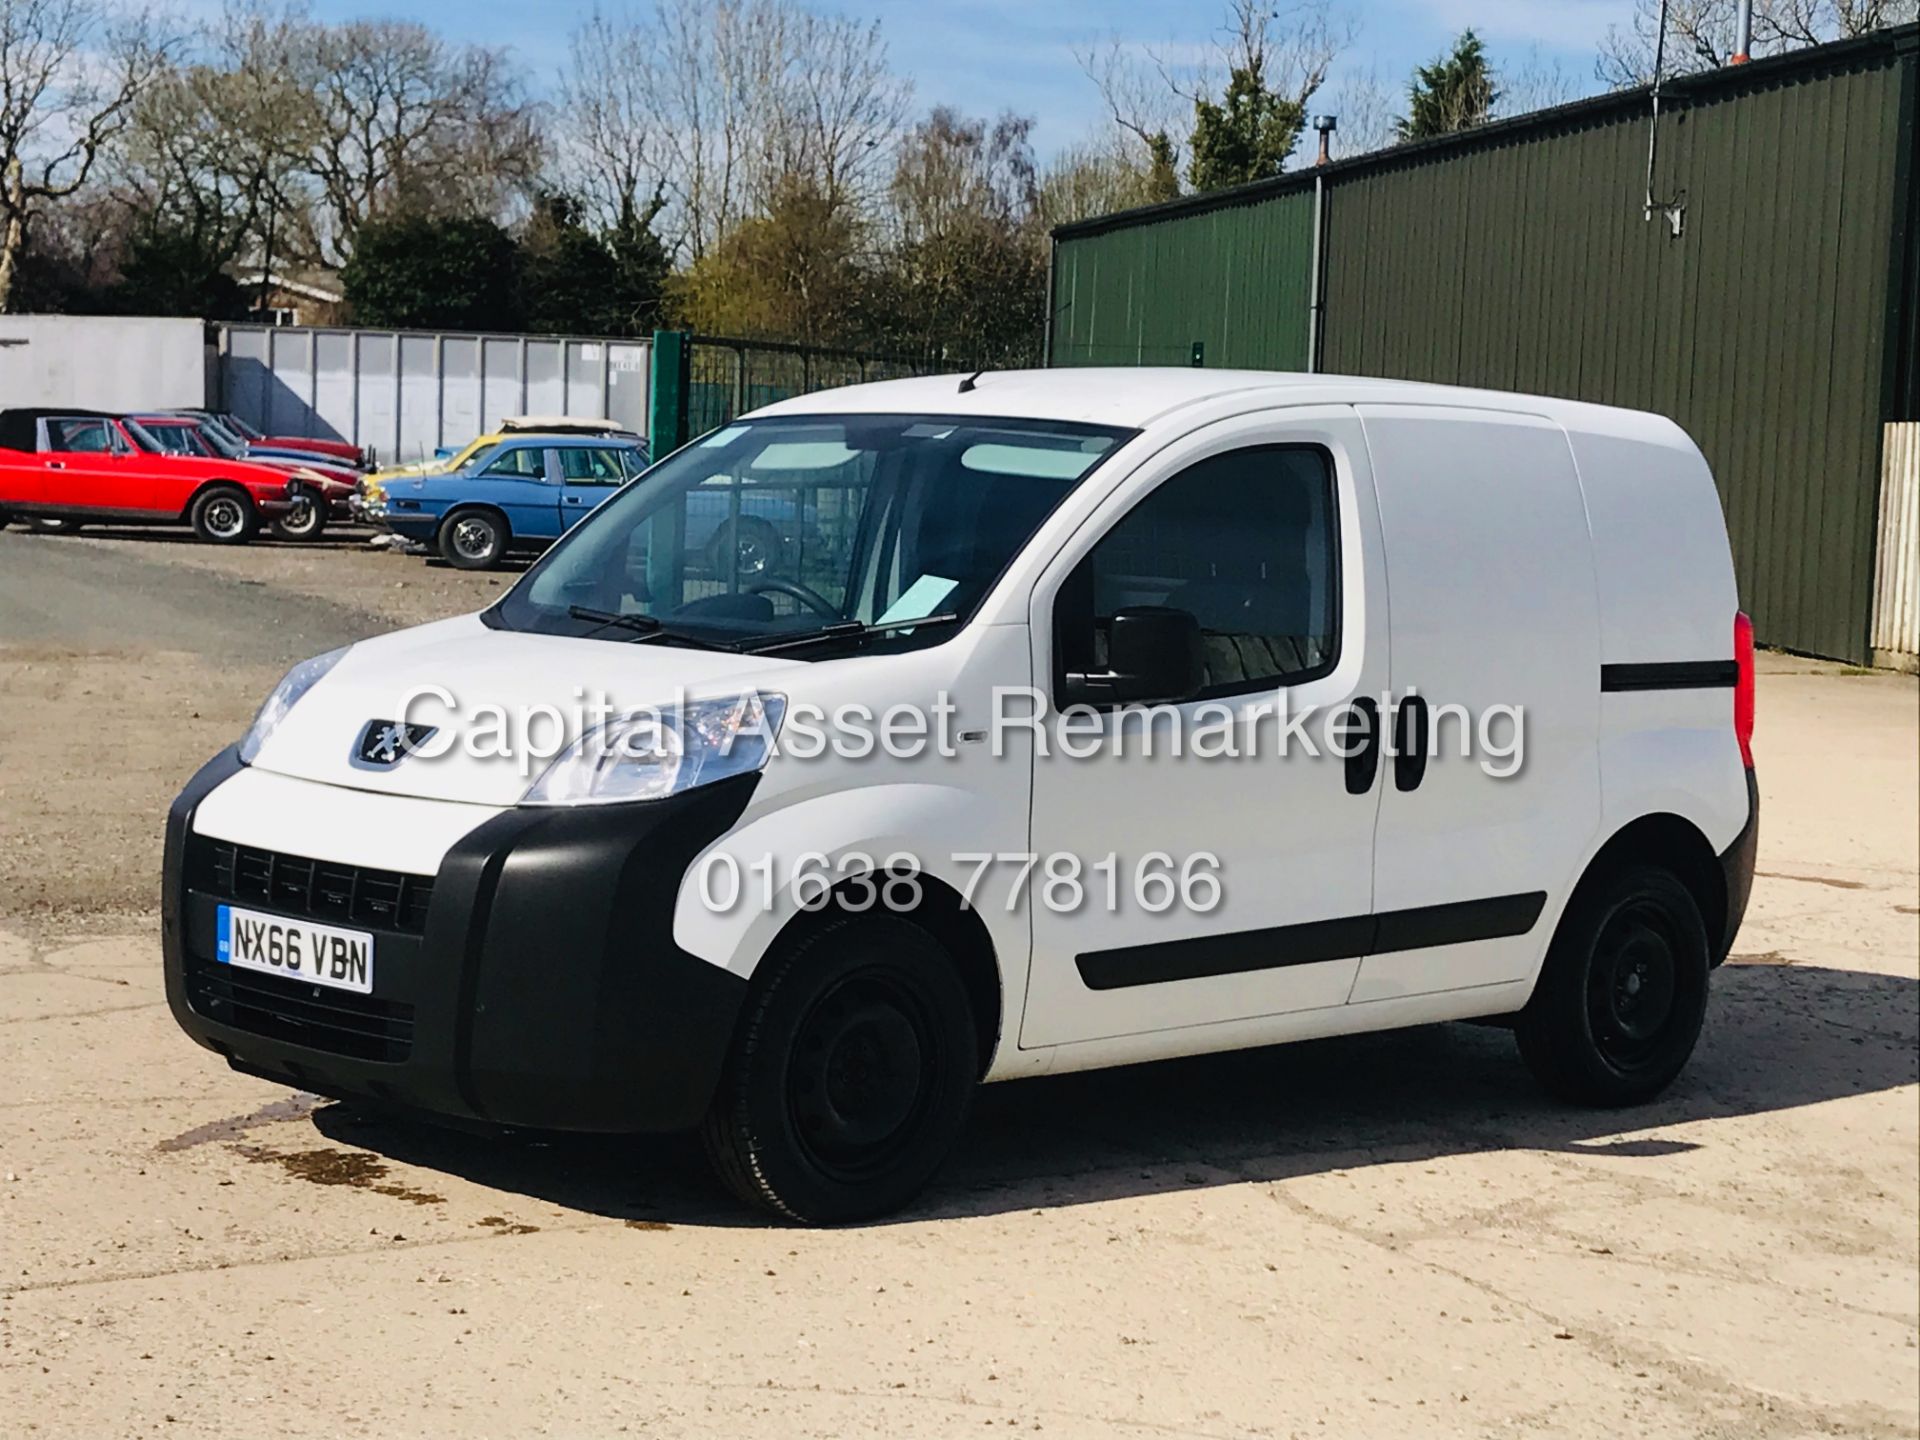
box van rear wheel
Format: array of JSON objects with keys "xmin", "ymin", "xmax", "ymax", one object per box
[
  {"xmin": 1516, "ymin": 865, "xmax": 1709, "ymax": 1106},
  {"xmin": 702, "ymin": 914, "xmax": 978, "ymax": 1224},
  {"xmin": 28, "ymin": 516, "xmax": 82, "ymax": 534}
]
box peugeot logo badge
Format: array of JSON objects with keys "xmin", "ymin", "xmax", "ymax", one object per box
[{"xmin": 354, "ymin": 719, "xmax": 437, "ymax": 767}]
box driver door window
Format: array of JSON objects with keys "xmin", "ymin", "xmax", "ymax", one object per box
[
  {"xmin": 46, "ymin": 419, "xmax": 116, "ymax": 454},
  {"xmin": 1055, "ymin": 445, "xmax": 1339, "ymax": 701}
]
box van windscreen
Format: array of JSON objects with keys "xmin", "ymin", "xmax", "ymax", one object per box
[{"xmin": 487, "ymin": 413, "xmax": 1137, "ymax": 654}]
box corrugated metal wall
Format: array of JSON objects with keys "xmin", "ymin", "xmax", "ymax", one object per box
[
  {"xmin": 1048, "ymin": 27, "xmax": 1918, "ymax": 663},
  {"xmin": 1050, "ymin": 192, "xmax": 1315, "ymax": 369},
  {"xmin": 216, "ymin": 325, "xmax": 652, "ymax": 467},
  {"xmin": 1322, "ymin": 47, "xmax": 1912, "ymax": 663}
]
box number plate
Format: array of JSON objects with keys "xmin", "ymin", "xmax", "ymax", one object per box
[{"xmin": 216, "ymin": 905, "xmax": 375, "ymax": 994}]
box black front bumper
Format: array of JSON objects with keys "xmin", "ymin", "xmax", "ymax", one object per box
[{"xmin": 163, "ymin": 748, "xmax": 754, "ymax": 1133}]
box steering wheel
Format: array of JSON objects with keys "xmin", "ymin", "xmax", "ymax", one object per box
[{"xmin": 748, "ymin": 577, "xmax": 840, "ymax": 618}]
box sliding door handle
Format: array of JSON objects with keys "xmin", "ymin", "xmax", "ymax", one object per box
[
  {"xmin": 1393, "ymin": 694, "xmax": 1430, "ymax": 792},
  {"xmin": 1344, "ymin": 697, "xmax": 1380, "ymax": 795}
]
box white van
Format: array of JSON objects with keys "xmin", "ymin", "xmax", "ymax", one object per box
[{"xmin": 164, "ymin": 370, "xmax": 1758, "ymax": 1222}]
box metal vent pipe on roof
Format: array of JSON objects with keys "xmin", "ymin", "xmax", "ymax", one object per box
[{"xmin": 1733, "ymin": 0, "xmax": 1753, "ymax": 63}]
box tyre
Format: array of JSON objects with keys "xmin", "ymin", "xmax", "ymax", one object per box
[
  {"xmin": 28, "ymin": 516, "xmax": 82, "ymax": 534},
  {"xmin": 702, "ymin": 914, "xmax": 979, "ymax": 1224},
  {"xmin": 271, "ymin": 490, "xmax": 327, "ymax": 542},
  {"xmin": 1515, "ymin": 864, "xmax": 1710, "ymax": 1107},
  {"xmin": 439, "ymin": 508, "xmax": 506, "ymax": 570},
  {"xmin": 189, "ymin": 486, "xmax": 258, "ymax": 545},
  {"xmin": 706, "ymin": 516, "xmax": 784, "ymax": 580}
]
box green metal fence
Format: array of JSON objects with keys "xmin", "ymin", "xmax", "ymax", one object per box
[{"xmin": 649, "ymin": 330, "xmax": 935, "ymax": 457}]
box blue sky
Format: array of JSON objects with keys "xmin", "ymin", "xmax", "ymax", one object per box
[{"xmin": 303, "ymin": 0, "xmax": 1629, "ymax": 158}]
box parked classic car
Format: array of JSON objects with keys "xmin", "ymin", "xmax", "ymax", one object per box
[
  {"xmin": 133, "ymin": 415, "xmax": 356, "ymax": 541},
  {"xmin": 365, "ymin": 416, "xmax": 637, "ymax": 491},
  {"xmin": 212, "ymin": 411, "xmax": 368, "ymax": 468},
  {"xmin": 376, "ymin": 434, "xmax": 650, "ymax": 569},
  {"xmin": 0, "ymin": 409, "xmax": 295, "ymax": 543}
]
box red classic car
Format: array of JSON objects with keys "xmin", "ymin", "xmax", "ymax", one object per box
[
  {"xmin": 0, "ymin": 409, "xmax": 295, "ymax": 545},
  {"xmin": 215, "ymin": 411, "xmax": 368, "ymax": 468},
  {"xmin": 131, "ymin": 414, "xmax": 357, "ymax": 541}
]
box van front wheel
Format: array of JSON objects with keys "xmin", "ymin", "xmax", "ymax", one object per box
[
  {"xmin": 1516, "ymin": 865, "xmax": 1709, "ymax": 1107},
  {"xmin": 702, "ymin": 914, "xmax": 978, "ymax": 1224}
]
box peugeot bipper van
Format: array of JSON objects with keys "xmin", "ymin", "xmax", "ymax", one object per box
[{"xmin": 164, "ymin": 371, "xmax": 1758, "ymax": 1223}]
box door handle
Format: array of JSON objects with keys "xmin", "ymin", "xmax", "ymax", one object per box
[
  {"xmin": 1344, "ymin": 697, "xmax": 1380, "ymax": 795},
  {"xmin": 1393, "ymin": 694, "xmax": 1430, "ymax": 792},
  {"xmin": 44, "ymin": 460, "xmax": 65, "ymax": 470}
]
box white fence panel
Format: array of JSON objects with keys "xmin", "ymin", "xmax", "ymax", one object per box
[
  {"xmin": 1872, "ymin": 422, "xmax": 1919, "ymax": 670},
  {"xmin": 215, "ymin": 323, "xmax": 651, "ymax": 467},
  {"xmin": 0, "ymin": 316, "xmax": 209, "ymax": 411}
]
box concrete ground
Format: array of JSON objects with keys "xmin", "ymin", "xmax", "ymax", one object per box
[{"xmin": 1, "ymin": 527, "xmax": 1916, "ymax": 1439}]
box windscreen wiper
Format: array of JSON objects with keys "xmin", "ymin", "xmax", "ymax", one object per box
[
  {"xmin": 741, "ymin": 612, "xmax": 962, "ymax": 655},
  {"xmin": 566, "ymin": 605, "xmax": 740, "ymax": 652}
]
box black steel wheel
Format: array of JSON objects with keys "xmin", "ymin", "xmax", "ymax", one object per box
[
  {"xmin": 27, "ymin": 516, "xmax": 83, "ymax": 534},
  {"xmin": 703, "ymin": 914, "xmax": 978, "ymax": 1223},
  {"xmin": 1516, "ymin": 864, "xmax": 1710, "ymax": 1106}
]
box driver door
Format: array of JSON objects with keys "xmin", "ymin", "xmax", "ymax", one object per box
[{"xmin": 1020, "ymin": 410, "xmax": 1389, "ymax": 1051}]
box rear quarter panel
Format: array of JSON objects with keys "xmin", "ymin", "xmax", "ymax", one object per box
[{"xmin": 1562, "ymin": 407, "xmax": 1749, "ymax": 853}]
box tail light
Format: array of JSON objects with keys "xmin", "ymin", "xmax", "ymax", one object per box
[{"xmin": 1733, "ymin": 611, "xmax": 1755, "ymax": 768}]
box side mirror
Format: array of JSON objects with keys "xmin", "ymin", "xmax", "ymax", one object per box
[{"xmin": 1062, "ymin": 606, "xmax": 1205, "ymax": 707}]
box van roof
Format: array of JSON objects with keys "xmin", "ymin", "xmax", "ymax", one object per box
[{"xmin": 745, "ymin": 368, "xmax": 1687, "ymax": 445}]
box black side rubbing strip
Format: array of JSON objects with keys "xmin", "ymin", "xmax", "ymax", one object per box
[
  {"xmin": 1601, "ymin": 660, "xmax": 1739, "ymax": 692},
  {"xmin": 1075, "ymin": 891, "xmax": 1549, "ymax": 991}
]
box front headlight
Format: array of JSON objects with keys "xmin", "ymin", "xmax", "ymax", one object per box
[
  {"xmin": 522, "ymin": 692, "xmax": 786, "ymax": 806},
  {"xmin": 239, "ymin": 646, "xmax": 350, "ymax": 764}
]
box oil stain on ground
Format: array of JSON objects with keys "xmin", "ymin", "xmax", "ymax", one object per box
[
  {"xmin": 155, "ymin": 1094, "xmax": 323, "ymax": 1153},
  {"xmin": 229, "ymin": 1143, "xmax": 446, "ymax": 1205}
]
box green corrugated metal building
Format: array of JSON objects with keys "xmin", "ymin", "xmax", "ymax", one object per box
[{"xmin": 1049, "ymin": 25, "xmax": 1920, "ymax": 664}]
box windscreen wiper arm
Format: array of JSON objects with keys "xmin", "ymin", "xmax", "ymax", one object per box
[
  {"xmin": 568, "ymin": 604, "xmax": 663, "ymax": 635},
  {"xmin": 742, "ymin": 612, "xmax": 962, "ymax": 655},
  {"xmin": 566, "ymin": 605, "xmax": 740, "ymax": 652}
]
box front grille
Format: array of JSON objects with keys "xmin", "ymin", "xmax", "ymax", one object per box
[
  {"xmin": 185, "ymin": 956, "xmax": 414, "ymax": 1063},
  {"xmin": 198, "ymin": 840, "xmax": 434, "ymax": 934}
]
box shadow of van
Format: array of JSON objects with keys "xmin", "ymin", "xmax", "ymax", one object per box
[{"xmin": 308, "ymin": 959, "xmax": 1917, "ymax": 1228}]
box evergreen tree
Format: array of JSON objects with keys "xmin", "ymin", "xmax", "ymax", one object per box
[
  {"xmin": 1397, "ymin": 30, "xmax": 1499, "ymax": 141},
  {"xmin": 1187, "ymin": 55, "xmax": 1305, "ymax": 193},
  {"xmin": 341, "ymin": 214, "xmax": 521, "ymax": 330}
]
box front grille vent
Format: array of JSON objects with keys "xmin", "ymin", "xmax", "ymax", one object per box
[{"xmin": 199, "ymin": 839, "xmax": 433, "ymax": 934}]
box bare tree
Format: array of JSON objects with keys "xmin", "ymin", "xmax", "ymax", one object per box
[
  {"xmin": 0, "ymin": 0, "xmax": 173, "ymax": 311},
  {"xmin": 1078, "ymin": 0, "xmax": 1354, "ymax": 188},
  {"xmin": 1075, "ymin": 34, "xmax": 1188, "ymax": 191},
  {"xmin": 1324, "ymin": 64, "xmax": 1399, "ymax": 159},
  {"xmin": 113, "ymin": 5, "xmax": 318, "ymax": 293},
  {"xmin": 622, "ymin": 0, "xmax": 906, "ymax": 263},
  {"xmin": 1599, "ymin": 0, "xmax": 1916, "ymax": 86},
  {"xmin": 292, "ymin": 19, "xmax": 544, "ymax": 262},
  {"xmin": 559, "ymin": 7, "xmax": 665, "ymax": 235}
]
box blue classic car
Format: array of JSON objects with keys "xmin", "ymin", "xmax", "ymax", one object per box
[{"xmin": 378, "ymin": 435, "xmax": 650, "ymax": 569}]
